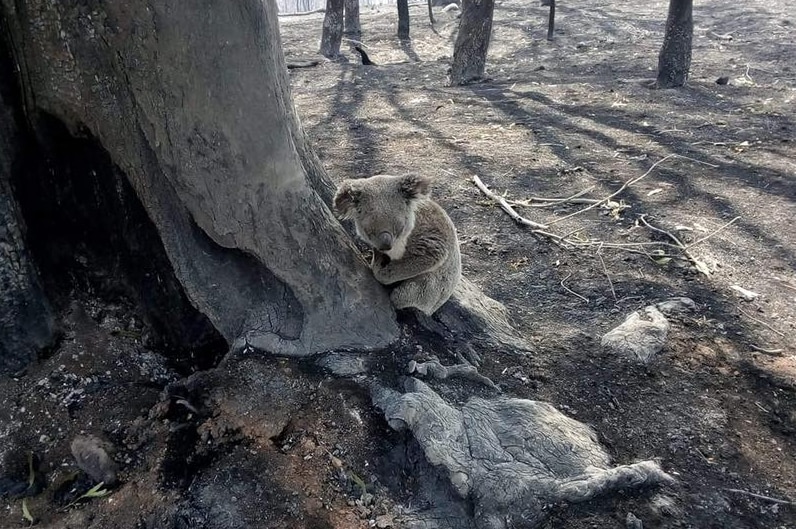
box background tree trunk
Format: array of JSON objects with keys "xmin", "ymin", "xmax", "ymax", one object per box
[
  {"xmin": 397, "ymin": 0, "xmax": 411, "ymax": 40},
  {"xmin": 1, "ymin": 0, "xmax": 399, "ymax": 358},
  {"xmin": 344, "ymin": 0, "xmax": 361, "ymax": 40},
  {"xmin": 655, "ymin": 0, "xmax": 693, "ymax": 88},
  {"xmin": 448, "ymin": 0, "xmax": 495, "ymax": 85},
  {"xmin": 0, "ymin": 43, "xmax": 55, "ymax": 374},
  {"xmin": 320, "ymin": 0, "xmax": 345, "ymax": 58},
  {"xmin": 547, "ymin": 0, "xmax": 555, "ymax": 41},
  {"xmin": 427, "ymin": 0, "xmax": 435, "ymax": 25}
]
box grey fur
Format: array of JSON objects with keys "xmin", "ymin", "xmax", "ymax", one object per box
[{"xmin": 334, "ymin": 174, "xmax": 461, "ymax": 315}]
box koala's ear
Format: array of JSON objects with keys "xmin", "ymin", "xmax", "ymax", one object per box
[
  {"xmin": 333, "ymin": 181, "xmax": 360, "ymax": 219},
  {"xmin": 399, "ymin": 174, "xmax": 431, "ymax": 201}
]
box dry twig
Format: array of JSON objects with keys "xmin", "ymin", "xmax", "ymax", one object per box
[
  {"xmin": 472, "ymin": 176, "xmax": 549, "ymax": 230},
  {"xmin": 638, "ymin": 215, "xmax": 711, "ymax": 275},
  {"xmin": 723, "ymin": 488, "xmax": 795, "ymax": 506},
  {"xmin": 749, "ymin": 345, "xmax": 785, "ymax": 355},
  {"xmin": 737, "ymin": 308, "xmax": 786, "ymax": 338},
  {"xmin": 560, "ymin": 273, "xmax": 589, "ymax": 303},
  {"xmin": 547, "ymin": 154, "xmax": 678, "ymax": 226},
  {"xmin": 597, "ymin": 250, "xmax": 617, "ymax": 302}
]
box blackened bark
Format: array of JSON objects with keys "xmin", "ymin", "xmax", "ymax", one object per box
[
  {"xmin": 0, "ymin": 33, "xmax": 55, "ymax": 374},
  {"xmin": 320, "ymin": 0, "xmax": 345, "ymax": 58},
  {"xmin": 344, "ymin": 0, "xmax": 361, "ymax": 40},
  {"xmin": 448, "ymin": 0, "xmax": 495, "ymax": 85},
  {"xmin": 656, "ymin": 0, "xmax": 693, "ymax": 88},
  {"xmin": 1, "ymin": 0, "xmax": 399, "ymax": 357},
  {"xmin": 428, "ymin": 0, "xmax": 435, "ymax": 24},
  {"xmin": 397, "ymin": 0, "xmax": 410, "ymax": 40}
]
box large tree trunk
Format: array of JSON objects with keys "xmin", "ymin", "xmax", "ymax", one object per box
[
  {"xmin": 448, "ymin": 0, "xmax": 495, "ymax": 85},
  {"xmin": 344, "ymin": 0, "xmax": 361, "ymax": 41},
  {"xmin": 397, "ymin": 0, "xmax": 410, "ymax": 41},
  {"xmin": 0, "ymin": 0, "xmax": 399, "ymax": 358},
  {"xmin": 320, "ymin": 0, "xmax": 345, "ymax": 58},
  {"xmin": 0, "ymin": 41, "xmax": 55, "ymax": 374},
  {"xmin": 655, "ymin": 0, "xmax": 693, "ymax": 88}
]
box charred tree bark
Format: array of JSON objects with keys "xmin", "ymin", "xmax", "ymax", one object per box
[
  {"xmin": 320, "ymin": 0, "xmax": 345, "ymax": 58},
  {"xmin": 428, "ymin": 0, "xmax": 435, "ymax": 25},
  {"xmin": 343, "ymin": 0, "xmax": 361, "ymax": 41},
  {"xmin": 397, "ymin": 0, "xmax": 410, "ymax": 41},
  {"xmin": 1, "ymin": 0, "xmax": 399, "ymax": 358},
  {"xmin": 448, "ymin": 0, "xmax": 495, "ymax": 85},
  {"xmin": 0, "ymin": 40, "xmax": 55, "ymax": 374},
  {"xmin": 656, "ymin": 0, "xmax": 693, "ymax": 88}
]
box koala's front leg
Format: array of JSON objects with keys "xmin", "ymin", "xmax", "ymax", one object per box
[{"xmin": 372, "ymin": 245, "xmax": 448, "ymax": 285}]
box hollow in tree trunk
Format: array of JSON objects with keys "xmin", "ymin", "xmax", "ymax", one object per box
[
  {"xmin": 1, "ymin": 0, "xmax": 399, "ymax": 358},
  {"xmin": 397, "ymin": 0, "xmax": 410, "ymax": 40},
  {"xmin": 655, "ymin": 0, "xmax": 693, "ymax": 88},
  {"xmin": 448, "ymin": 0, "xmax": 495, "ymax": 85},
  {"xmin": 344, "ymin": 0, "xmax": 362, "ymax": 40},
  {"xmin": 320, "ymin": 0, "xmax": 345, "ymax": 58}
]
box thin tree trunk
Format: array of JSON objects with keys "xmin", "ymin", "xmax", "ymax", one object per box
[
  {"xmin": 397, "ymin": 0, "xmax": 410, "ymax": 40},
  {"xmin": 1, "ymin": 0, "xmax": 399, "ymax": 357},
  {"xmin": 547, "ymin": 0, "xmax": 555, "ymax": 41},
  {"xmin": 428, "ymin": 0, "xmax": 435, "ymax": 24},
  {"xmin": 320, "ymin": 0, "xmax": 345, "ymax": 58},
  {"xmin": 448, "ymin": 0, "xmax": 495, "ymax": 85},
  {"xmin": 655, "ymin": 0, "xmax": 693, "ymax": 88},
  {"xmin": 344, "ymin": 0, "xmax": 361, "ymax": 40}
]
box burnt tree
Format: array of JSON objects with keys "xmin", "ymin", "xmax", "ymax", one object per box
[
  {"xmin": 449, "ymin": 0, "xmax": 495, "ymax": 85},
  {"xmin": 320, "ymin": 0, "xmax": 345, "ymax": 58},
  {"xmin": 656, "ymin": 0, "xmax": 693, "ymax": 88},
  {"xmin": 1, "ymin": 0, "xmax": 399, "ymax": 359},
  {"xmin": 344, "ymin": 0, "xmax": 361, "ymax": 40},
  {"xmin": 397, "ymin": 0, "xmax": 410, "ymax": 40}
]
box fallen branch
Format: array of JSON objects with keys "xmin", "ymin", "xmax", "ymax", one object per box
[
  {"xmin": 547, "ymin": 154, "xmax": 679, "ymax": 226},
  {"xmin": 509, "ymin": 187, "xmax": 603, "ymax": 207},
  {"xmin": 472, "ymin": 175, "xmax": 549, "ymax": 230}
]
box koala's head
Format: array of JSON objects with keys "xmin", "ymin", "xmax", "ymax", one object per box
[{"xmin": 334, "ymin": 174, "xmax": 431, "ymax": 253}]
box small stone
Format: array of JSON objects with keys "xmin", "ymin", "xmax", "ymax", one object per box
[
  {"xmin": 626, "ymin": 512, "xmax": 643, "ymax": 529},
  {"xmin": 70, "ymin": 434, "xmax": 118, "ymax": 485},
  {"xmin": 375, "ymin": 514, "xmax": 394, "ymax": 528}
]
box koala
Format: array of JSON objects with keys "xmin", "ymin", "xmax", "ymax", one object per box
[{"xmin": 334, "ymin": 174, "xmax": 461, "ymax": 315}]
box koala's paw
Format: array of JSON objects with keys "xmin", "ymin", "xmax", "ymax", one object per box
[{"xmin": 371, "ymin": 251, "xmax": 390, "ymax": 270}]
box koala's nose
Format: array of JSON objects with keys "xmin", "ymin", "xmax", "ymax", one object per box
[{"xmin": 377, "ymin": 232, "xmax": 393, "ymax": 251}]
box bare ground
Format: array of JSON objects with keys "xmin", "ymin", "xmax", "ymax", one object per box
[
  {"xmin": 1, "ymin": 1, "xmax": 794, "ymax": 528},
  {"xmin": 283, "ymin": 0, "xmax": 796, "ymax": 527}
]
